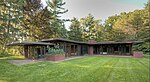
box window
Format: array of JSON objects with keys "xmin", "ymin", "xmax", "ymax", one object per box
[
  {"xmin": 126, "ymin": 46, "xmax": 129, "ymax": 53},
  {"xmin": 102, "ymin": 46, "xmax": 107, "ymax": 54},
  {"xmin": 114, "ymin": 46, "xmax": 118, "ymax": 51},
  {"xmin": 103, "ymin": 46, "xmax": 107, "ymax": 52}
]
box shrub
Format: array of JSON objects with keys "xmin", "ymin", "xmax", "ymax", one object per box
[
  {"xmin": 133, "ymin": 42, "xmax": 150, "ymax": 55},
  {"xmin": 46, "ymin": 48, "xmax": 65, "ymax": 56}
]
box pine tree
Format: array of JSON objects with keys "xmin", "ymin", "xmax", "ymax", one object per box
[
  {"xmin": 22, "ymin": 0, "xmax": 54, "ymax": 41},
  {"xmin": 80, "ymin": 14, "xmax": 102, "ymax": 41},
  {"xmin": 68, "ymin": 17, "xmax": 82, "ymax": 41},
  {"xmin": 46, "ymin": 0, "xmax": 68, "ymax": 38},
  {"xmin": 0, "ymin": 0, "xmax": 23, "ymax": 54}
]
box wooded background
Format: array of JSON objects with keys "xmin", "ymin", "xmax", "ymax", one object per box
[{"xmin": 0, "ymin": 0, "xmax": 149, "ymax": 56}]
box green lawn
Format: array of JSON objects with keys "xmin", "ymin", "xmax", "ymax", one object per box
[{"xmin": 0, "ymin": 56, "xmax": 149, "ymax": 82}]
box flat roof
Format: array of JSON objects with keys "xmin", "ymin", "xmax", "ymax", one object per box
[
  {"xmin": 7, "ymin": 40, "xmax": 54, "ymax": 46},
  {"xmin": 40, "ymin": 38, "xmax": 88, "ymax": 44},
  {"xmin": 40, "ymin": 38, "xmax": 133, "ymax": 45},
  {"xmin": 95, "ymin": 41, "xmax": 132, "ymax": 45}
]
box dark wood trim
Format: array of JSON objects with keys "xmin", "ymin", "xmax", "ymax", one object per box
[{"xmin": 24, "ymin": 46, "xmax": 28, "ymax": 58}]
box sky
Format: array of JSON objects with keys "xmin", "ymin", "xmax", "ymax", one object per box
[{"xmin": 41, "ymin": 0, "xmax": 148, "ymax": 28}]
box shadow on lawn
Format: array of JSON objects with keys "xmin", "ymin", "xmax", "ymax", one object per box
[
  {"xmin": 0, "ymin": 55, "xmax": 24, "ymax": 60},
  {"xmin": 144, "ymin": 55, "xmax": 150, "ymax": 59}
]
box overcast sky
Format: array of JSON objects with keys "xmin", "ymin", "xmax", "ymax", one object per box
[{"xmin": 41, "ymin": 0, "xmax": 148, "ymax": 27}]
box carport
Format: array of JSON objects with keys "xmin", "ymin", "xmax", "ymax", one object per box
[{"xmin": 7, "ymin": 40, "xmax": 54, "ymax": 58}]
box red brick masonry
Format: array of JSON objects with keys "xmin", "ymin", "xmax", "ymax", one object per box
[
  {"xmin": 88, "ymin": 46, "xmax": 94, "ymax": 55},
  {"xmin": 45, "ymin": 55, "xmax": 65, "ymax": 61},
  {"xmin": 133, "ymin": 51, "xmax": 144, "ymax": 58}
]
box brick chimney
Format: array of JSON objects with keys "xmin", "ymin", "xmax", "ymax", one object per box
[
  {"xmin": 88, "ymin": 40, "xmax": 96, "ymax": 55},
  {"xmin": 88, "ymin": 40, "xmax": 96, "ymax": 44}
]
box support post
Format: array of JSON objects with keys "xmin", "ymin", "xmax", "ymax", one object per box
[
  {"xmin": 96, "ymin": 46, "xmax": 98, "ymax": 54},
  {"xmin": 64, "ymin": 42, "xmax": 67, "ymax": 57},
  {"xmin": 129, "ymin": 44, "xmax": 132, "ymax": 55},
  {"xmin": 40, "ymin": 47, "xmax": 42, "ymax": 56},
  {"xmin": 77, "ymin": 45, "xmax": 81, "ymax": 56},
  {"xmin": 88, "ymin": 45, "xmax": 93, "ymax": 55},
  {"xmin": 69, "ymin": 44, "xmax": 71, "ymax": 56},
  {"xmin": 74, "ymin": 45, "xmax": 76, "ymax": 55},
  {"xmin": 24, "ymin": 46, "xmax": 28, "ymax": 58},
  {"xmin": 44, "ymin": 46, "xmax": 46, "ymax": 55}
]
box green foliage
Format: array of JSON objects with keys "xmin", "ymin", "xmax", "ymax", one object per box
[
  {"xmin": 0, "ymin": 0, "xmax": 24, "ymax": 54},
  {"xmin": 21, "ymin": 0, "xmax": 55, "ymax": 41},
  {"xmin": 47, "ymin": 48, "xmax": 65, "ymax": 55},
  {"xmin": 69, "ymin": 14, "xmax": 103, "ymax": 42},
  {"xmin": 68, "ymin": 7, "xmax": 149, "ymax": 43},
  {"xmin": 0, "ymin": 0, "xmax": 69, "ymax": 55},
  {"xmin": 105, "ymin": 14, "xmax": 120, "ymax": 30},
  {"xmin": 68, "ymin": 17, "xmax": 82, "ymax": 41},
  {"xmin": 133, "ymin": 42, "xmax": 150, "ymax": 55},
  {"xmin": 144, "ymin": 1, "xmax": 150, "ymax": 10},
  {"xmin": 46, "ymin": 0, "xmax": 68, "ymax": 38}
]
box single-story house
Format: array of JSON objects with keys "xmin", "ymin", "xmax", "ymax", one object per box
[{"xmin": 7, "ymin": 38, "xmax": 143, "ymax": 58}]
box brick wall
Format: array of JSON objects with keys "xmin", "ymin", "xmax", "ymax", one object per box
[
  {"xmin": 45, "ymin": 55, "xmax": 65, "ymax": 61},
  {"xmin": 133, "ymin": 51, "xmax": 144, "ymax": 58}
]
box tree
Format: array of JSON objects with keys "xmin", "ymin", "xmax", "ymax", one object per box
[
  {"xmin": 68, "ymin": 17, "xmax": 82, "ymax": 41},
  {"xmin": 102, "ymin": 14, "xmax": 118, "ymax": 41},
  {"xmin": 46, "ymin": 0, "xmax": 68, "ymax": 38},
  {"xmin": 0, "ymin": 0, "xmax": 23, "ymax": 54},
  {"xmin": 104, "ymin": 14, "xmax": 120, "ymax": 31},
  {"xmin": 80, "ymin": 14, "xmax": 103, "ymax": 41},
  {"xmin": 92, "ymin": 19, "xmax": 104, "ymax": 42},
  {"xmin": 112, "ymin": 10, "xmax": 149, "ymax": 41},
  {"xmin": 22, "ymin": 0, "xmax": 55, "ymax": 41},
  {"xmin": 144, "ymin": 1, "xmax": 150, "ymax": 11},
  {"xmin": 126, "ymin": 10, "xmax": 145, "ymax": 40}
]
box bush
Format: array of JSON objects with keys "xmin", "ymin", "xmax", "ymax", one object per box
[
  {"xmin": 133, "ymin": 42, "xmax": 150, "ymax": 55},
  {"xmin": 0, "ymin": 51, "xmax": 10, "ymax": 57},
  {"xmin": 46, "ymin": 48, "xmax": 65, "ymax": 56}
]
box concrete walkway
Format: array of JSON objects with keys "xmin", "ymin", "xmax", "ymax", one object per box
[
  {"xmin": 8, "ymin": 56, "xmax": 85, "ymax": 66},
  {"xmin": 92, "ymin": 55, "xmax": 133, "ymax": 58},
  {"xmin": 52, "ymin": 56, "xmax": 85, "ymax": 62},
  {"xmin": 8, "ymin": 59, "xmax": 43, "ymax": 66}
]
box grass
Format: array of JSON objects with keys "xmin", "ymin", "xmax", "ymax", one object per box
[
  {"xmin": 0, "ymin": 55, "xmax": 24, "ymax": 60},
  {"xmin": 0, "ymin": 55, "xmax": 149, "ymax": 82}
]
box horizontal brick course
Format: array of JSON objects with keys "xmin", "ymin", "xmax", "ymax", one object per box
[
  {"xmin": 45, "ymin": 55, "xmax": 65, "ymax": 61},
  {"xmin": 133, "ymin": 51, "xmax": 144, "ymax": 58}
]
